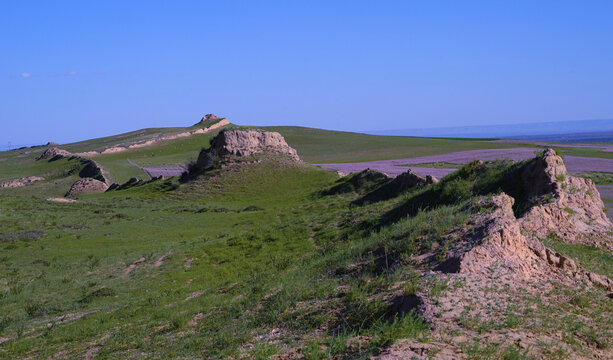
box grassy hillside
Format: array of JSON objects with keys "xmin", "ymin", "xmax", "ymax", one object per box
[
  {"xmin": 0, "ymin": 156, "xmax": 611, "ymax": 359},
  {"xmin": 4, "ymin": 124, "xmax": 612, "ymax": 187},
  {"xmin": 261, "ymin": 126, "xmax": 525, "ymax": 163}
]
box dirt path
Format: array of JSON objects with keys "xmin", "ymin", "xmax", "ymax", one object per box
[{"xmin": 316, "ymin": 148, "xmax": 613, "ymax": 178}]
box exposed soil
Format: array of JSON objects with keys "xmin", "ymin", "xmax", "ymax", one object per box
[
  {"xmin": 46, "ymin": 197, "xmax": 77, "ymax": 203},
  {"xmin": 123, "ymin": 257, "xmax": 147, "ymax": 277},
  {"xmin": 0, "ymin": 176, "xmax": 44, "ymax": 188},
  {"xmin": 377, "ymin": 149, "xmax": 613, "ymax": 359}
]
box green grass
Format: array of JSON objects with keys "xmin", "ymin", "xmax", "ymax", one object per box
[
  {"xmin": 2, "ymin": 125, "xmax": 613, "ymax": 358},
  {"xmin": 261, "ymin": 126, "xmax": 535, "ymax": 163},
  {"xmin": 576, "ymin": 172, "xmax": 613, "ymax": 185}
]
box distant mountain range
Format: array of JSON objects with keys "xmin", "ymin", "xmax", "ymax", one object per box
[{"xmin": 369, "ymin": 119, "xmax": 613, "ymax": 142}]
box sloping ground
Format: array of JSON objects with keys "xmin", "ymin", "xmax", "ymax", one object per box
[
  {"xmin": 0, "ymin": 143, "xmax": 612, "ymax": 358},
  {"xmin": 373, "ymin": 150, "xmax": 613, "ymax": 359}
]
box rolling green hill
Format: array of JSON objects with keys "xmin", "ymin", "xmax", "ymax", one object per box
[{"xmin": 1, "ymin": 124, "xmax": 612, "ymax": 358}]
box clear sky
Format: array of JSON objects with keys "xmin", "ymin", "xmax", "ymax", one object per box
[{"xmin": 1, "ymin": 1, "xmax": 612, "ymax": 146}]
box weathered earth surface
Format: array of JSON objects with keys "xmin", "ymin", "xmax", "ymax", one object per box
[
  {"xmin": 46, "ymin": 197, "xmax": 77, "ymax": 203},
  {"xmin": 196, "ymin": 130, "xmax": 300, "ymax": 170},
  {"xmin": 0, "ymin": 176, "xmax": 44, "ymax": 188},
  {"xmin": 520, "ymin": 149, "xmax": 611, "ymax": 246},
  {"xmin": 322, "ymin": 168, "xmax": 391, "ymax": 196},
  {"xmin": 316, "ymin": 148, "xmax": 613, "ymax": 178},
  {"xmin": 75, "ymin": 118, "xmax": 230, "ymax": 158},
  {"xmin": 194, "ymin": 113, "xmax": 223, "ymax": 125},
  {"xmin": 66, "ymin": 178, "xmax": 109, "ymax": 197},
  {"xmin": 79, "ymin": 159, "xmax": 109, "ymax": 184},
  {"xmin": 354, "ymin": 169, "xmax": 437, "ymax": 205},
  {"xmin": 36, "ymin": 147, "xmax": 73, "ymax": 160},
  {"xmin": 379, "ymin": 149, "xmax": 613, "ymax": 359}
]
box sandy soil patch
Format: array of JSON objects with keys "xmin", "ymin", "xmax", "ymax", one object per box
[{"xmin": 46, "ymin": 197, "xmax": 77, "ymax": 203}]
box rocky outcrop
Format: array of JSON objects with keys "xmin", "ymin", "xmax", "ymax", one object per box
[
  {"xmin": 519, "ymin": 149, "xmax": 612, "ymax": 245},
  {"xmin": 79, "ymin": 159, "xmax": 109, "ymax": 184},
  {"xmin": 36, "ymin": 147, "xmax": 73, "ymax": 161},
  {"xmin": 106, "ymin": 177, "xmax": 146, "ymax": 191},
  {"xmin": 0, "ymin": 176, "xmax": 44, "ymax": 188},
  {"xmin": 323, "ymin": 168, "xmax": 391, "ymax": 196},
  {"xmin": 354, "ymin": 170, "xmax": 438, "ymax": 205},
  {"xmin": 194, "ymin": 114, "xmax": 224, "ymax": 126},
  {"xmin": 66, "ymin": 178, "xmax": 109, "ymax": 197},
  {"xmin": 196, "ymin": 130, "xmax": 300, "ymax": 170},
  {"xmin": 435, "ymin": 194, "xmax": 539, "ymax": 277}
]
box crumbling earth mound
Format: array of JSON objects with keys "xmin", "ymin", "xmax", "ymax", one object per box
[
  {"xmin": 66, "ymin": 178, "xmax": 109, "ymax": 197},
  {"xmin": 194, "ymin": 113, "xmax": 224, "ymax": 126},
  {"xmin": 520, "ymin": 149, "xmax": 611, "ymax": 246},
  {"xmin": 323, "ymin": 168, "xmax": 391, "ymax": 196},
  {"xmin": 377, "ymin": 149, "xmax": 613, "ymax": 359},
  {"xmin": 36, "ymin": 147, "xmax": 73, "ymax": 161},
  {"xmin": 196, "ymin": 129, "xmax": 300, "ymax": 171},
  {"xmin": 78, "ymin": 159, "xmax": 109, "ymax": 184},
  {"xmin": 0, "ymin": 176, "xmax": 44, "ymax": 188},
  {"xmin": 354, "ymin": 169, "xmax": 438, "ymax": 205}
]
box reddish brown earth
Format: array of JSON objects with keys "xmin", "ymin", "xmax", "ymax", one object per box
[{"xmin": 316, "ymin": 148, "xmax": 613, "ymax": 178}]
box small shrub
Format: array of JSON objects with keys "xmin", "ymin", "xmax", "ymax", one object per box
[
  {"xmin": 570, "ymin": 294, "xmax": 589, "ymax": 308},
  {"xmin": 23, "ymin": 300, "xmax": 45, "ymax": 318},
  {"xmin": 79, "ymin": 287, "xmax": 117, "ymax": 304}
]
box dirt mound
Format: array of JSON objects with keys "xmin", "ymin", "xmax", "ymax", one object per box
[
  {"xmin": 107, "ymin": 177, "xmax": 146, "ymax": 191},
  {"xmin": 354, "ymin": 169, "xmax": 438, "ymax": 205},
  {"xmin": 196, "ymin": 129, "xmax": 300, "ymax": 170},
  {"xmin": 435, "ymin": 194, "xmax": 539, "ymax": 277},
  {"xmin": 377, "ymin": 150, "xmax": 613, "ymax": 358},
  {"xmin": 519, "ymin": 149, "xmax": 612, "ymax": 245},
  {"xmin": 323, "ymin": 168, "xmax": 391, "ymax": 195},
  {"xmin": 195, "ymin": 113, "xmax": 224, "ymax": 126},
  {"xmin": 0, "ymin": 176, "xmax": 44, "ymax": 188},
  {"xmin": 66, "ymin": 178, "xmax": 109, "ymax": 197},
  {"xmin": 79, "ymin": 159, "xmax": 109, "ymax": 184},
  {"xmin": 36, "ymin": 147, "xmax": 73, "ymax": 161}
]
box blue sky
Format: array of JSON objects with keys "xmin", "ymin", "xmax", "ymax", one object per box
[{"xmin": 1, "ymin": 1, "xmax": 612, "ymax": 146}]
